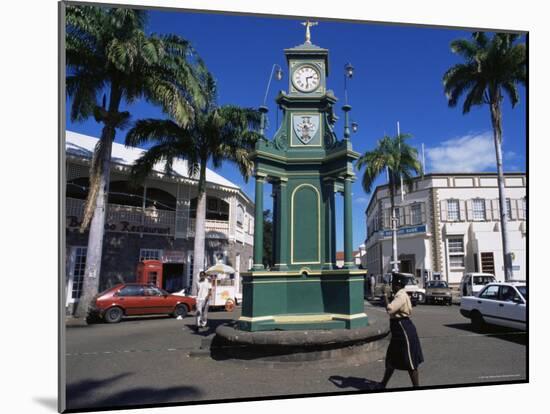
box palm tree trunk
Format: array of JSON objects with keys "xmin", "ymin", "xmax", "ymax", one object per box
[
  {"xmin": 191, "ymin": 159, "xmax": 208, "ymax": 295},
  {"xmin": 490, "ymin": 98, "xmax": 513, "ymax": 281},
  {"xmin": 389, "ymin": 172, "xmax": 399, "ymax": 273},
  {"xmin": 74, "ymin": 126, "xmax": 115, "ymax": 318}
]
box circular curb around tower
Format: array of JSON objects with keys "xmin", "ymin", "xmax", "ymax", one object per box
[{"xmin": 210, "ymin": 315, "xmax": 390, "ymax": 365}]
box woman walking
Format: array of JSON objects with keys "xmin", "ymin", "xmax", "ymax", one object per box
[{"xmin": 379, "ymin": 273, "xmax": 424, "ymax": 388}]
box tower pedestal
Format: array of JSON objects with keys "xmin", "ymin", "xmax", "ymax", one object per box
[{"xmin": 238, "ymin": 269, "xmax": 368, "ymax": 332}]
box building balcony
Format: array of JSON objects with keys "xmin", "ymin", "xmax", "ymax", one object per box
[{"xmin": 66, "ymin": 197, "xmax": 241, "ymax": 240}]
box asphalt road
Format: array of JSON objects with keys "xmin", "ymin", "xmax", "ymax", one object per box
[{"xmin": 64, "ymin": 301, "xmax": 527, "ymax": 411}]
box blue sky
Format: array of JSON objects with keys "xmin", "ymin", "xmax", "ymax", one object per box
[{"xmin": 66, "ymin": 8, "xmax": 527, "ymax": 250}]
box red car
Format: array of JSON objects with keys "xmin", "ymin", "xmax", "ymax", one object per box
[{"xmin": 88, "ymin": 283, "xmax": 196, "ymax": 323}]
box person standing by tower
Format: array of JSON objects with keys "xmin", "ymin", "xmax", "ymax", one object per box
[{"xmin": 195, "ymin": 271, "xmax": 212, "ymax": 332}]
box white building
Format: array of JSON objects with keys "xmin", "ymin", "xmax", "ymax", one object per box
[
  {"xmin": 65, "ymin": 131, "xmax": 254, "ymax": 313},
  {"xmin": 362, "ymin": 173, "xmax": 526, "ymax": 286}
]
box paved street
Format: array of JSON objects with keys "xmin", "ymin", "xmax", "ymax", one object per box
[{"xmin": 64, "ymin": 301, "xmax": 527, "ymax": 411}]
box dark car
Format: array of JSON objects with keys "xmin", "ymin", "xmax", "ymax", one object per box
[
  {"xmin": 87, "ymin": 283, "xmax": 196, "ymax": 323},
  {"xmin": 425, "ymin": 280, "xmax": 453, "ymax": 305}
]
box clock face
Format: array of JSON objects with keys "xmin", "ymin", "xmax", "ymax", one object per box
[{"xmin": 292, "ymin": 65, "xmax": 321, "ymax": 92}]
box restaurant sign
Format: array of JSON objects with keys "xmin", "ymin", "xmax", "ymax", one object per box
[{"xmin": 67, "ymin": 216, "xmax": 171, "ymax": 235}]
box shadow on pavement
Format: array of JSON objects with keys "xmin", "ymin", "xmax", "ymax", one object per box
[
  {"xmin": 66, "ymin": 373, "xmax": 202, "ymax": 410},
  {"xmin": 185, "ymin": 317, "xmax": 236, "ymax": 337},
  {"xmin": 444, "ymin": 323, "xmax": 527, "ymax": 345},
  {"xmin": 328, "ymin": 375, "xmax": 380, "ymax": 391}
]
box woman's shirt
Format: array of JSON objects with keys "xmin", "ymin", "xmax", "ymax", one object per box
[{"xmin": 386, "ymin": 288, "xmax": 412, "ymax": 319}]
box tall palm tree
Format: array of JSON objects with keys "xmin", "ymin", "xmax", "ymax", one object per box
[
  {"xmin": 356, "ymin": 134, "xmax": 422, "ymax": 273},
  {"xmin": 125, "ymin": 74, "xmax": 262, "ymax": 294},
  {"xmin": 66, "ymin": 4, "xmax": 207, "ymax": 318},
  {"xmin": 443, "ymin": 32, "xmax": 526, "ymax": 281}
]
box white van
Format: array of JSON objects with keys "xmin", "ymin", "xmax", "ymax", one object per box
[{"xmin": 459, "ymin": 273, "xmax": 497, "ymax": 297}]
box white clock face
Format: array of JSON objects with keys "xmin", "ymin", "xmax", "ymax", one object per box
[{"xmin": 292, "ymin": 65, "xmax": 321, "ymax": 92}]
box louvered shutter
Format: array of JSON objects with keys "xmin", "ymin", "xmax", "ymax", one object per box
[
  {"xmin": 485, "ymin": 199, "xmax": 493, "ymax": 221},
  {"xmin": 440, "ymin": 200, "xmax": 447, "ymax": 222},
  {"xmin": 459, "ymin": 200, "xmax": 466, "ymax": 221}
]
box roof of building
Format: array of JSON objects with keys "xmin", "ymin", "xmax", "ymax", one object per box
[{"xmin": 66, "ymin": 130, "xmax": 240, "ymax": 190}]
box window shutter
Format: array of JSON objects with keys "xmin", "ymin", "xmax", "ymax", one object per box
[
  {"xmin": 510, "ymin": 199, "xmax": 518, "ymax": 220},
  {"xmin": 492, "ymin": 199, "xmax": 500, "ymax": 221},
  {"xmin": 459, "ymin": 200, "xmax": 466, "ymax": 221},
  {"xmin": 440, "ymin": 200, "xmax": 447, "ymax": 222},
  {"xmin": 485, "ymin": 199, "xmax": 493, "ymax": 221},
  {"xmin": 517, "ymin": 199, "xmax": 525, "ymax": 220},
  {"xmin": 466, "ymin": 200, "xmax": 473, "ymax": 221},
  {"xmin": 420, "ymin": 202, "xmax": 426, "ymax": 224}
]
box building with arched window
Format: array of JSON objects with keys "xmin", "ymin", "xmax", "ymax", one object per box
[{"xmin": 65, "ymin": 131, "xmax": 254, "ymax": 313}]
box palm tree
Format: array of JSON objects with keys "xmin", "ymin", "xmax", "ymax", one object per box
[
  {"xmin": 66, "ymin": 4, "xmax": 207, "ymax": 318},
  {"xmin": 125, "ymin": 74, "xmax": 262, "ymax": 295},
  {"xmin": 356, "ymin": 134, "xmax": 422, "ymax": 273},
  {"xmin": 443, "ymin": 32, "xmax": 526, "ymax": 281}
]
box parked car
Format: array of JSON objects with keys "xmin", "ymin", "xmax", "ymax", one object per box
[
  {"xmin": 425, "ymin": 280, "xmax": 453, "ymax": 305},
  {"xmin": 87, "ymin": 283, "xmax": 196, "ymax": 323},
  {"xmin": 372, "ymin": 273, "xmax": 425, "ymax": 305},
  {"xmin": 460, "ymin": 282, "xmax": 526, "ymax": 331},
  {"xmin": 459, "ymin": 272, "xmax": 497, "ymax": 297}
]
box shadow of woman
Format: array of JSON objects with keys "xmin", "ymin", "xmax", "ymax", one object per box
[{"xmin": 328, "ymin": 375, "xmax": 380, "ymax": 391}]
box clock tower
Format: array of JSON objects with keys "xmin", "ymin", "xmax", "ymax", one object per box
[{"xmin": 238, "ymin": 22, "xmax": 368, "ymax": 332}]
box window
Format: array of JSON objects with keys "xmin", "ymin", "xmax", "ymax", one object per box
[
  {"xmin": 449, "ymin": 255, "xmax": 465, "ymax": 268},
  {"xmin": 479, "ymin": 285, "xmax": 499, "ymax": 300},
  {"xmin": 236, "ymin": 205, "xmax": 244, "ymax": 227},
  {"xmin": 523, "ymin": 198, "xmax": 527, "ymax": 220},
  {"xmin": 499, "ymin": 286, "xmax": 518, "ymax": 302},
  {"xmin": 118, "ymin": 285, "xmax": 144, "ymax": 297},
  {"xmin": 69, "ymin": 247, "xmax": 87, "ymax": 301},
  {"xmin": 447, "ymin": 200, "xmax": 460, "ymax": 221},
  {"xmin": 139, "ymin": 249, "xmax": 163, "ymax": 261},
  {"xmin": 447, "ymin": 236, "xmax": 465, "ymax": 268},
  {"xmin": 411, "ymin": 204, "xmax": 422, "ymax": 225},
  {"xmin": 448, "ymin": 237, "xmax": 464, "ymax": 253},
  {"xmin": 480, "ymin": 252, "xmax": 495, "ymax": 274},
  {"xmin": 472, "ymin": 199, "xmax": 486, "ymax": 221},
  {"xmin": 506, "ymin": 198, "xmax": 512, "ymax": 220}
]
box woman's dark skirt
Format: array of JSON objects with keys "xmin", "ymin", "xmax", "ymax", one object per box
[{"xmin": 386, "ymin": 318, "xmax": 424, "ymax": 371}]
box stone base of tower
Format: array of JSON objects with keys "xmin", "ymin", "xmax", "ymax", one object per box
[{"xmin": 237, "ymin": 269, "xmax": 368, "ymax": 332}]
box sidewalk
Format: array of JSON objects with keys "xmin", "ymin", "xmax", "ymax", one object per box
[{"xmin": 65, "ymin": 317, "xmax": 88, "ymax": 327}]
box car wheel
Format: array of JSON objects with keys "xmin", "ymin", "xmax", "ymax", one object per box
[
  {"xmin": 104, "ymin": 307, "xmax": 123, "ymax": 323},
  {"xmin": 225, "ymin": 299, "xmax": 235, "ymax": 312},
  {"xmin": 174, "ymin": 304, "xmax": 188, "ymax": 318},
  {"xmin": 471, "ymin": 311, "xmax": 485, "ymax": 332},
  {"xmin": 417, "ymin": 293, "xmax": 426, "ymax": 304}
]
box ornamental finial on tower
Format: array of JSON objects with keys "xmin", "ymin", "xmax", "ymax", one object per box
[{"xmin": 301, "ymin": 19, "xmax": 318, "ymax": 44}]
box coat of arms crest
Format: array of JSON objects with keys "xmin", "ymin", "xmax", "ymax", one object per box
[{"xmin": 293, "ymin": 115, "xmax": 319, "ymax": 145}]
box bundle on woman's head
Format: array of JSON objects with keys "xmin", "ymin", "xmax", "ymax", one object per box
[{"xmin": 391, "ymin": 272, "xmax": 408, "ymax": 288}]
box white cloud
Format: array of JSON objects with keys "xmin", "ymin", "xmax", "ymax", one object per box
[
  {"xmin": 426, "ymin": 132, "xmax": 496, "ymax": 173},
  {"xmin": 354, "ymin": 196, "xmax": 370, "ymax": 204}
]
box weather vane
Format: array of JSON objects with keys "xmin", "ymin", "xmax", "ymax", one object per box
[{"xmin": 301, "ymin": 19, "xmax": 318, "ymax": 44}]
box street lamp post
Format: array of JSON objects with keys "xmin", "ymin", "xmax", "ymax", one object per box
[
  {"xmin": 260, "ymin": 64, "xmax": 283, "ymax": 137},
  {"xmin": 343, "ymin": 63, "xmax": 358, "ymax": 140}
]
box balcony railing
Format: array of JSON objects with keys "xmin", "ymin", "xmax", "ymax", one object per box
[{"xmin": 66, "ymin": 197, "xmax": 233, "ymax": 240}]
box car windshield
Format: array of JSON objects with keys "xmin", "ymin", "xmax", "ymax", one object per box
[
  {"xmin": 427, "ymin": 281, "xmax": 448, "ymax": 289},
  {"xmin": 405, "ymin": 277, "xmax": 417, "ymax": 285},
  {"xmin": 474, "ymin": 276, "xmax": 495, "ymax": 285},
  {"xmin": 517, "ymin": 286, "xmax": 527, "ymax": 301}
]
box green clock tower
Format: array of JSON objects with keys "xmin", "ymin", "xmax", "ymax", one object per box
[{"xmin": 238, "ymin": 21, "xmax": 368, "ymax": 332}]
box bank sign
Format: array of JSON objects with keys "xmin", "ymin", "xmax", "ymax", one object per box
[{"xmin": 382, "ymin": 225, "xmax": 426, "ymax": 238}]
